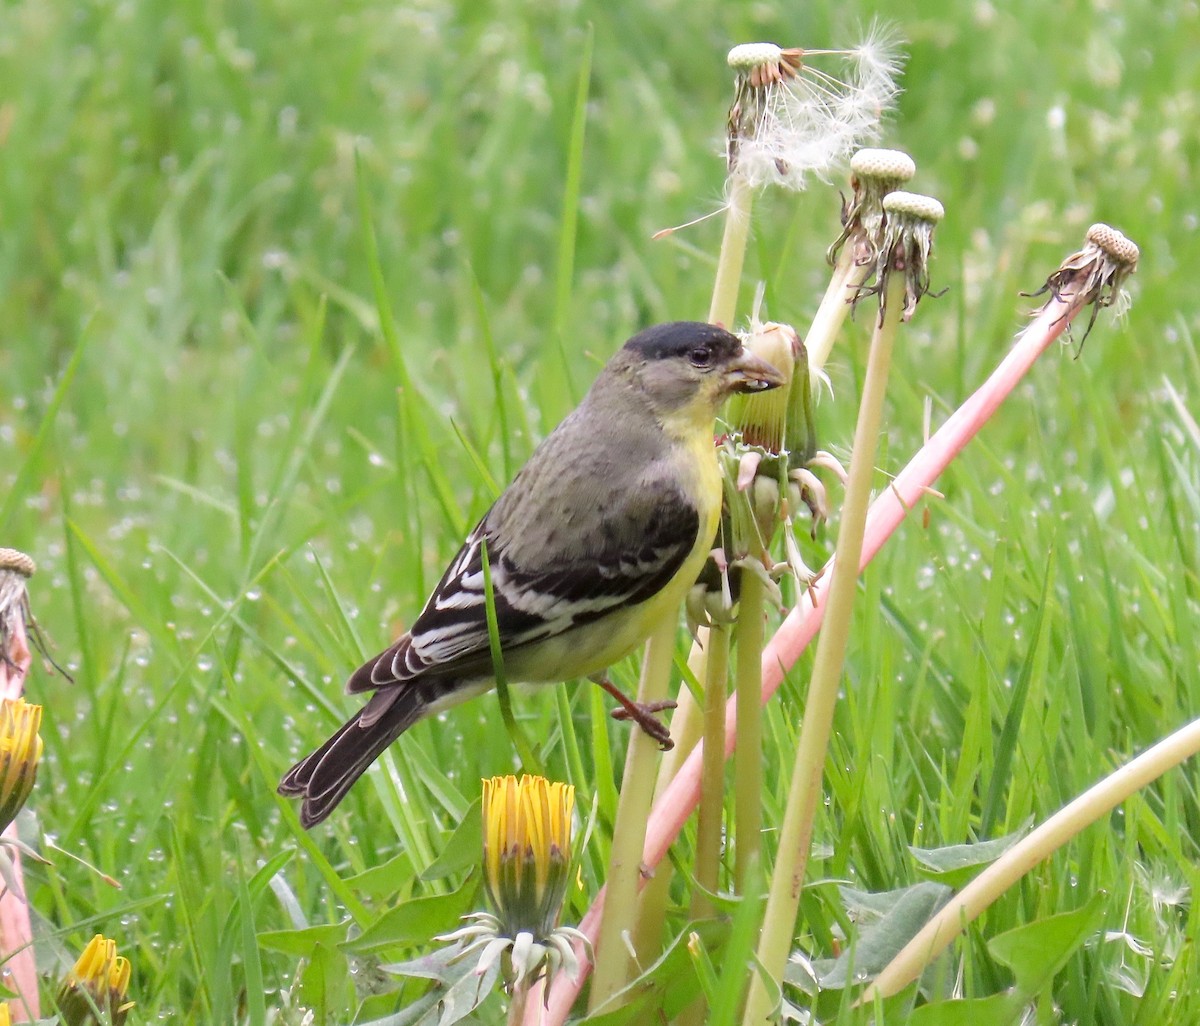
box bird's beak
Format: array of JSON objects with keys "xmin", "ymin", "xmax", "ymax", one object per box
[{"xmin": 722, "ymin": 348, "xmax": 788, "ymax": 394}]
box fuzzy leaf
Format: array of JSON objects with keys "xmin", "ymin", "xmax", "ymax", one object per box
[
  {"xmin": 801, "ymin": 882, "xmax": 952, "ymax": 990},
  {"xmin": 909, "ymin": 819, "xmax": 1033, "ymax": 888}
]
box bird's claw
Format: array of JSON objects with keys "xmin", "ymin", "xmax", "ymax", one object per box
[{"xmin": 610, "ymin": 699, "xmax": 676, "ymax": 750}]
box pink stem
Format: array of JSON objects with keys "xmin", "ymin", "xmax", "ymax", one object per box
[
  {"xmin": 529, "ymin": 295, "xmax": 1077, "ymax": 1024},
  {"xmin": 1, "ymin": 613, "xmax": 39, "ymax": 1022}
]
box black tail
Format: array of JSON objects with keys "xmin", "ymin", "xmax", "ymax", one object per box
[{"xmin": 278, "ymin": 688, "xmax": 428, "ymax": 828}]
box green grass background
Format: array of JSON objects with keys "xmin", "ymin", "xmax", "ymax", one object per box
[{"xmin": 2, "ymin": 0, "xmax": 1199, "ymax": 1021}]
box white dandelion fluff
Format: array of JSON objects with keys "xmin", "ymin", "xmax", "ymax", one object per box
[{"xmin": 726, "ymin": 26, "xmax": 904, "ymax": 192}]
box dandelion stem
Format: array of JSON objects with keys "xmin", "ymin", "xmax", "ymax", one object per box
[
  {"xmin": 527, "ymin": 287, "xmax": 1090, "ymax": 1026},
  {"xmin": 634, "ymin": 640, "xmax": 710, "ymax": 960},
  {"xmin": 805, "ymin": 246, "xmax": 872, "ymax": 380},
  {"xmin": 733, "ymin": 572, "xmax": 766, "ymax": 891},
  {"xmin": 742, "ymin": 270, "xmax": 905, "ymax": 1026},
  {"xmin": 588, "ymin": 613, "xmax": 679, "ymax": 1012},
  {"xmin": 508, "ymin": 978, "xmax": 532, "ymax": 1026},
  {"xmin": 693, "ymin": 623, "xmax": 731, "ymax": 914},
  {"xmin": 709, "ymin": 178, "xmax": 755, "ymax": 327},
  {"xmin": 864, "ymin": 714, "xmax": 1200, "ymax": 1001}
]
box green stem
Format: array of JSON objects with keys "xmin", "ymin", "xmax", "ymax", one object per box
[
  {"xmin": 589, "ymin": 614, "xmax": 679, "ymax": 1012},
  {"xmin": 742, "ymin": 272, "xmax": 905, "ymax": 1026},
  {"xmin": 708, "ymin": 177, "xmax": 755, "ymax": 328},
  {"xmin": 733, "ymin": 572, "xmax": 765, "ymax": 892},
  {"xmin": 632, "ymin": 637, "xmax": 712, "ymax": 959},
  {"xmin": 692, "ymin": 623, "xmax": 732, "ymax": 914}
]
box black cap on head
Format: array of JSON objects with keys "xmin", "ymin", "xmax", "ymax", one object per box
[{"xmin": 622, "ymin": 321, "xmax": 741, "ymax": 362}]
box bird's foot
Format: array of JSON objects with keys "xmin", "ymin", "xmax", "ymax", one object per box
[
  {"xmin": 610, "ymin": 700, "xmax": 676, "ymax": 749},
  {"xmin": 590, "ymin": 674, "xmax": 676, "ymax": 750}
]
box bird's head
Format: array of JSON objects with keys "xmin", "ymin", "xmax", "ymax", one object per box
[{"xmin": 613, "ymin": 321, "xmax": 788, "ymax": 433}]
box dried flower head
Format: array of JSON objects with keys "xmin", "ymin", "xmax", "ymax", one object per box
[
  {"xmin": 55, "ymin": 934, "xmax": 134, "ymax": 1026},
  {"xmin": 0, "ymin": 697, "xmax": 42, "ymax": 833},
  {"xmin": 437, "ymin": 775, "xmax": 589, "ymax": 992},
  {"xmin": 828, "ymin": 148, "xmax": 917, "ymax": 265},
  {"xmin": 725, "ymin": 29, "xmax": 902, "ymax": 191},
  {"xmin": 0, "ymin": 550, "xmax": 35, "ymax": 679},
  {"xmin": 1024, "ymin": 222, "xmax": 1140, "ymax": 352},
  {"xmin": 859, "ymin": 190, "xmax": 945, "ymax": 321}
]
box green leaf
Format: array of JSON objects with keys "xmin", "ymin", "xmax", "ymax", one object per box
[
  {"xmin": 298, "ymin": 942, "xmax": 354, "ymax": 1026},
  {"xmin": 906, "ymin": 993, "xmax": 1024, "ymax": 1026},
  {"xmin": 258, "ymin": 921, "xmax": 350, "ymax": 957},
  {"xmin": 343, "ymin": 878, "xmax": 479, "ymax": 955},
  {"xmin": 421, "ymin": 798, "xmax": 483, "ymax": 881},
  {"xmin": 909, "ymin": 818, "xmax": 1034, "ymax": 889},
  {"xmin": 987, "ymin": 891, "xmax": 1107, "ymax": 1000},
  {"xmin": 344, "ymin": 850, "xmax": 418, "ymax": 896},
  {"xmin": 802, "ymin": 882, "xmax": 952, "ymax": 990}
]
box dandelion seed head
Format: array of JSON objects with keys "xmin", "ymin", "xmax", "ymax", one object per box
[
  {"xmin": 851, "ymin": 147, "xmax": 916, "ymax": 183},
  {"xmin": 725, "ymin": 28, "xmax": 904, "ymax": 192},
  {"xmin": 728, "ymin": 43, "xmax": 786, "ymax": 70},
  {"xmin": 883, "ymin": 190, "xmax": 945, "ymax": 224},
  {"xmin": 1086, "ymin": 222, "xmax": 1140, "ymax": 266}
]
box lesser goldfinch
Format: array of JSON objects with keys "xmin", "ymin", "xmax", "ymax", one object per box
[{"xmin": 279, "ymin": 321, "xmax": 784, "ymax": 827}]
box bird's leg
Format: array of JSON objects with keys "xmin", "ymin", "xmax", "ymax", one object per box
[{"xmin": 589, "ymin": 673, "xmax": 676, "ymax": 751}]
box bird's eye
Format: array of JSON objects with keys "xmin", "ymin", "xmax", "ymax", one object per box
[{"xmin": 688, "ymin": 345, "xmax": 713, "ymax": 368}]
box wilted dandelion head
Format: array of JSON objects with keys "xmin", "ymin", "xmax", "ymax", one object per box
[
  {"xmin": 1023, "ymin": 222, "xmax": 1140, "ymax": 352},
  {"xmin": 857, "ymin": 190, "xmax": 945, "ymax": 322},
  {"xmin": 725, "ymin": 27, "xmax": 903, "ymax": 192},
  {"xmin": 828, "ymin": 147, "xmax": 917, "ymax": 265},
  {"xmin": 0, "ymin": 550, "xmax": 34, "ymax": 669}
]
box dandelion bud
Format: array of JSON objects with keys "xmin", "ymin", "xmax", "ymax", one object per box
[
  {"xmin": 828, "ymin": 148, "xmax": 917, "ymax": 265},
  {"xmin": 436, "ymin": 775, "xmax": 589, "ymax": 991},
  {"xmin": 0, "ymin": 698, "xmax": 42, "ymax": 833},
  {"xmin": 55, "ymin": 934, "xmax": 134, "ymax": 1026},
  {"xmin": 482, "ymin": 774, "xmax": 575, "ymax": 941},
  {"xmin": 727, "ymin": 322, "xmax": 798, "ymax": 454},
  {"xmin": 751, "ymin": 475, "xmax": 782, "ymax": 543}
]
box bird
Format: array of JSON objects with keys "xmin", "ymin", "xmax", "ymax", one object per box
[{"xmin": 278, "ymin": 321, "xmax": 786, "ymax": 827}]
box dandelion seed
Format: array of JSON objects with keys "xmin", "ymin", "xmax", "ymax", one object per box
[{"xmin": 725, "ymin": 28, "xmax": 903, "ymax": 192}]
